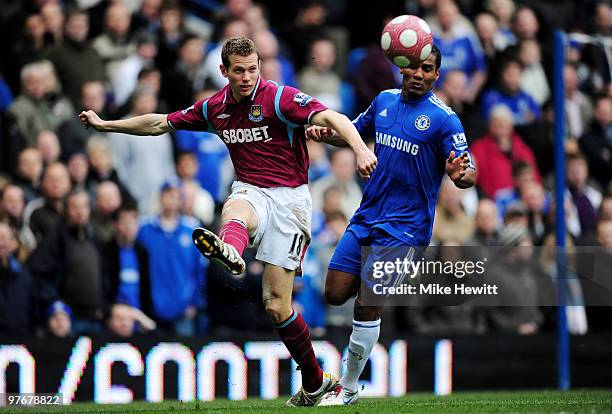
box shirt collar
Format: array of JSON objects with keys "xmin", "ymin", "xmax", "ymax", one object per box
[{"xmin": 401, "ymin": 89, "xmax": 434, "ymax": 104}]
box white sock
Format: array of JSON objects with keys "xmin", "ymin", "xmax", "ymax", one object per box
[{"xmin": 340, "ymin": 318, "xmax": 381, "ymax": 392}]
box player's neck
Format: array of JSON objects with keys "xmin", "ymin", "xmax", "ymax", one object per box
[{"xmin": 230, "ymin": 86, "xmax": 248, "ymax": 103}]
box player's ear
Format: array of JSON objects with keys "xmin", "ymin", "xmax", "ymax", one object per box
[{"xmin": 220, "ymin": 64, "xmax": 228, "ymax": 78}]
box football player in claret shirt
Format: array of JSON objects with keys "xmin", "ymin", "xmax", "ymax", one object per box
[
  {"xmin": 307, "ymin": 45, "xmax": 476, "ymax": 405},
  {"xmin": 79, "ymin": 37, "xmax": 377, "ymax": 406}
]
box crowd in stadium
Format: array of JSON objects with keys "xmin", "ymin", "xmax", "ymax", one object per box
[{"xmin": 0, "ymin": 0, "xmax": 610, "ymax": 339}]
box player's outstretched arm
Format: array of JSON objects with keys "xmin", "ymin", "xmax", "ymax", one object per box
[
  {"xmin": 310, "ymin": 109, "xmax": 377, "ymax": 178},
  {"xmin": 305, "ymin": 125, "xmax": 348, "ymax": 147},
  {"xmin": 446, "ymin": 151, "xmax": 476, "ymax": 189},
  {"xmin": 78, "ymin": 110, "xmax": 171, "ymax": 136}
]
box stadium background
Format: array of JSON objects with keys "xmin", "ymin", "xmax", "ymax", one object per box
[{"xmin": 0, "ymin": 0, "xmax": 610, "ymax": 405}]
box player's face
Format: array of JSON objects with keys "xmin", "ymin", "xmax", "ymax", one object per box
[
  {"xmin": 221, "ymin": 53, "xmax": 260, "ymax": 102},
  {"xmin": 400, "ymin": 54, "xmax": 439, "ymax": 99}
]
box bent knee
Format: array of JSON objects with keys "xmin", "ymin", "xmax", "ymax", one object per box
[
  {"xmin": 263, "ymin": 297, "xmax": 290, "ymax": 324},
  {"xmin": 325, "ymin": 286, "xmax": 350, "ymax": 306}
]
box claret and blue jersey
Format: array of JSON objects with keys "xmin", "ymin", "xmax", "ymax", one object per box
[{"xmin": 350, "ymin": 88, "xmax": 474, "ymax": 246}]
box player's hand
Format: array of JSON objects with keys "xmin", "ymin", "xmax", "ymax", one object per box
[
  {"xmin": 79, "ymin": 110, "xmax": 105, "ymax": 131},
  {"xmin": 356, "ymin": 147, "xmax": 377, "ymax": 179},
  {"xmin": 446, "ymin": 151, "xmax": 470, "ymax": 182},
  {"xmin": 305, "ymin": 125, "xmax": 335, "ymax": 142}
]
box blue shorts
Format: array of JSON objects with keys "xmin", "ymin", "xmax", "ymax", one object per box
[{"xmin": 329, "ymin": 223, "xmax": 422, "ymax": 290}]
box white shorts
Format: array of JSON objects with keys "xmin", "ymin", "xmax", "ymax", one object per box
[{"xmin": 227, "ymin": 181, "xmax": 312, "ymax": 271}]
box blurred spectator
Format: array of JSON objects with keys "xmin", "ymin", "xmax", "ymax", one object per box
[
  {"xmin": 86, "ymin": 136, "xmax": 134, "ymax": 204},
  {"xmin": 430, "ymin": 0, "xmax": 487, "ymax": 103},
  {"xmin": 494, "ymin": 161, "xmax": 535, "ymax": 218},
  {"xmin": 512, "ymin": 6, "xmax": 540, "ymax": 43},
  {"xmin": 114, "ymin": 67, "xmax": 170, "ymax": 119},
  {"xmin": 467, "ymin": 198, "xmax": 500, "ymax": 247},
  {"xmin": 312, "ymin": 210, "xmax": 353, "ymax": 328},
  {"xmin": 8, "ymin": 61, "xmax": 74, "ymax": 146},
  {"xmin": 280, "ymin": 1, "xmax": 333, "ymax": 70},
  {"xmin": 137, "ymin": 177, "xmax": 208, "ymax": 336},
  {"xmin": 520, "ymin": 181, "xmax": 548, "ymax": 245},
  {"xmin": 201, "ymin": 19, "xmax": 250, "ymax": 90},
  {"xmin": 353, "ymin": 42, "xmax": 399, "ymax": 113},
  {"xmin": 24, "ymin": 162, "xmax": 71, "ymax": 242},
  {"xmin": 66, "ymin": 151, "xmax": 89, "ymax": 192},
  {"xmin": 582, "ymin": 219, "xmax": 612, "ymax": 332},
  {"xmin": 9, "ymin": 14, "xmax": 49, "ymax": 93},
  {"xmin": 92, "ymin": 3, "xmax": 135, "ymax": 74},
  {"xmin": 91, "ymin": 181, "xmax": 122, "ymax": 243},
  {"xmin": 306, "ymin": 139, "xmax": 330, "ymax": 183},
  {"xmin": 432, "ymin": 177, "xmax": 475, "ymax": 243},
  {"xmin": 481, "ymin": 59, "xmax": 541, "ymax": 125},
  {"xmin": 27, "ymin": 189, "xmax": 104, "ymax": 335},
  {"xmin": 161, "ymin": 34, "xmax": 208, "ymax": 110},
  {"xmin": 252, "ymin": 29, "xmax": 296, "ymax": 87},
  {"xmin": 539, "ymin": 231, "xmax": 588, "ymax": 335},
  {"xmin": 0, "ymin": 184, "xmax": 36, "ymax": 261},
  {"xmin": 36, "ymin": 130, "xmax": 61, "ymax": 167},
  {"xmin": 579, "ymin": 95, "xmax": 612, "ymax": 191},
  {"xmin": 132, "ymin": 0, "xmax": 163, "ymax": 33},
  {"xmin": 109, "ymin": 86, "xmax": 175, "ymax": 213},
  {"xmin": 244, "ymin": 3, "xmax": 270, "ymax": 35},
  {"xmin": 311, "ymin": 148, "xmax": 362, "ymax": 219},
  {"xmin": 103, "ymin": 201, "xmax": 153, "ymax": 316},
  {"xmin": 504, "ymin": 200, "xmax": 529, "ymax": 227},
  {"xmin": 298, "ymin": 38, "xmax": 341, "ymax": 111},
  {"xmin": 111, "ymin": 32, "xmax": 158, "ymax": 107},
  {"xmin": 481, "ymin": 223, "xmax": 544, "ymax": 334},
  {"xmin": 154, "ymin": 0, "xmax": 188, "ymax": 75},
  {"xmin": 564, "ymin": 64, "xmax": 593, "ymax": 140},
  {"xmin": 175, "ymin": 151, "xmax": 215, "ymax": 226},
  {"xmin": 14, "ymin": 148, "xmax": 43, "ymax": 203},
  {"xmin": 45, "ymin": 300, "xmax": 72, "ymax": 338},
  {"xmin": 518, "ymin": 40, "xmax": 550, "ymax": 106},
  {"xmin": 260, "ymin": 58, "xmax": 283, "ymax": 83},
  {"xmin": 486, "ymin": 0, "xmax": 516, "ymax": 37},
  {"xmin": 58, "ymin": 81, "xmax": 108, "ymax": 155},
  {"xmin": 40, "ymin": 3, "xmax": 65, "ymax": 46},
  {"xmin": 45, "ymin": 10, "xmax": 106, "ymax": 106},
  {"xmin": 0, "ymin": 221, "xmax": 31, "ymax": 337},
  {"xmin": 472, "ymin": 105, "xmax": 541, "ymax": 198},
  {"xmin": 600, "ymin": 195, "xmax": 612, "ymax": 221},
  {"xmin": 566, "ymin": 153, "xmax": 602, "ymax": 241},
  {"xmin": 106, "ymin": 303, "xmax": 157, "ymax": 337},
  {"xmin": 437, "ymin": 69, "xmax": 487, "ymax": 141},
  {"xmin": 475, "ymin": 12, "xmax": 513, "ymax": 68}
]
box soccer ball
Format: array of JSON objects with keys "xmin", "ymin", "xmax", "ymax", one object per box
[{"xmin": 380, "ymin": 15, "xmax": 434, "ymax": 68}]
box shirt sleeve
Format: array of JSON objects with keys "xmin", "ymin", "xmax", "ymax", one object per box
[
  {"xmin": 351, "ymin": 96, "xmax": 377, "ymax": 138},
  {"xmin": 439, "ymin": 114, "xmax": 475, "ymax": 169},
  {"xmin": 276, "ymin": 86, "xmax": 328, "ymax": 126},
  {"xmin": 166, "ymin": 99, "xmax": 210, "ymax": 131}
]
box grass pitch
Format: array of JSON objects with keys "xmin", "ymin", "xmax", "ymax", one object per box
[{"xmin": 2, "ymin": 390, "xmax": 611, "ymax": 413}]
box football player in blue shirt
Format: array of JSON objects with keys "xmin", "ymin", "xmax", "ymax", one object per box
[{"xmin": 307, "ymin": 45, "xmax": 476, "ymax": 405}]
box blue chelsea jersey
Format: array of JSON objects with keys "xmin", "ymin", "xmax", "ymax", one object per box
[{"xmin": 351, "ymin": 89, "xmax": 473, "ymax": 245}]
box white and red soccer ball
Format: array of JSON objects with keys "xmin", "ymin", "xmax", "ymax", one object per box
[{"xmin": 380, "ymin": 15, "xmax": 434, "ymax": 68}]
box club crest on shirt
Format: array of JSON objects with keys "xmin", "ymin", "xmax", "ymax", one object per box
[
  {"xmin": 293, "ymin": 92, "xmax": 312, "ymax": 107},
  {"xmin": 249, "ymin": 105, "xmax": 264, "ymax": 122},
  {"xmin": 415, "ymin": 115, "xmax": 430, "ymax": 131}
]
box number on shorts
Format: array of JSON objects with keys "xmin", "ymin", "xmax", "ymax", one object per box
[{"xmin": 289, "ymin": 233, "xmax": 304, "ymax": 257}]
